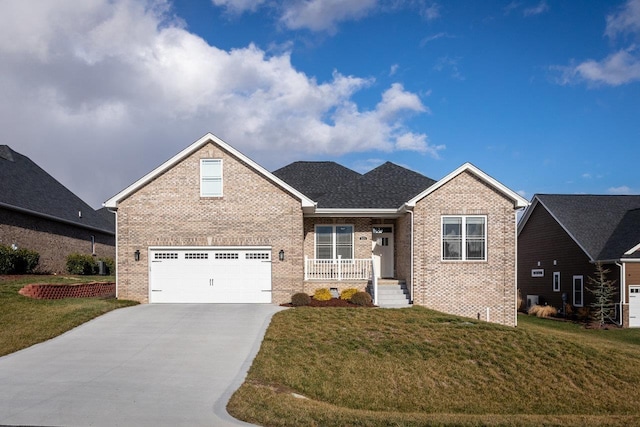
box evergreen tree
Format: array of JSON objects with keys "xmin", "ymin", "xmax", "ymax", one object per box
[{"xmin": 586, "ymin": 263, "xmax": 617, "ymax": 327}]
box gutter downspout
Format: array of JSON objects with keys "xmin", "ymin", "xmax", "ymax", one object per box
[
  {"xmin": 616, "ymin": 261, "xmax": 624, "ymax": 327},
  {"xmin": 107, "ymin": 207, "xmax": 118, "ymax": 299}
]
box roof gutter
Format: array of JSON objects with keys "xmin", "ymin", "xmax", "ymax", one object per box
[
  {"xmin": 0, "ymin": 202, "xmax": 114, "ymax": 235},
  {"xmin": 307, "ymin": 208, "xmax": 401, "ymax": 218}
]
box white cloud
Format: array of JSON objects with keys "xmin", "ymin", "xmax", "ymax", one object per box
[
  {"xmin": 553, "ymin": 0, "xmax": 640, "ymax": 86},
  {"xmin": 389, "ymin": 64, "xmax": 399, "ymax": 76},
  {"xmin": 608, "ymin": 185, "xmax": 634, "ymax": 194},
  {"xmin": 211, "ymin": 0, "xmax": 266, "ymax": 14},
  {"xmin": 421, "ymin": 3, "xmax": 440, "ymax": 21},
  {"xmin": 279, "ymin": 0, "xmax": 377, "ymax": 33},
  {"xmin": 419, "ymin": 32, "xmax": 455, "ymax": 47},
  {"xmin": 434, "ymin": 56, "xmax": 465, "ymax": 80},
  {"xmin": 605, "ymin": 0, "xmax": 640, "ymax": 39},
  {"xmin": 0, "ymin": 0, "xmax": 437, "ymax": 208},
  {"xmin": 556, "ymin": 46, "xmax": 640, "ymax": 86},
  {"xmin": 523, "ymin": 1, "xmax": 548, "ymax": 17}
]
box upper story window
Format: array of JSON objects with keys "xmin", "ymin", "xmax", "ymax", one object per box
[
  {"xmin": 442, "ymin": 216, "xmax": 486, "ymax": 261},
  {"xmin": 200, "ymin": 159, "xmax": 222, "ymax": 197},
  {"xmin": 315, "ymin": 225, "xmax": 354, "ymax": 260}
]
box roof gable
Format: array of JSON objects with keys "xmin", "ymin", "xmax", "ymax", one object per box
[
  {"xmin": 406, "ymin": 162, "xmax": 529, "ymax": 209},
  {"xmin": 0, "ymin": 145, "xmax": 113, "ymax": 233},
  {"xmin": 315, "ymin": 162, "xmax": 436, "ymax": 209},
  {"xmin": 520, "ymin": 194, "xmax": 640, "ymax": 262},
  {"xmin": 104, "ymin": 133, "xmax": 315, "ymax": 209}
]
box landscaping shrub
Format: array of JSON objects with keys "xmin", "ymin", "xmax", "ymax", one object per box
[
  {"xmin": 66, "ymin": 253, "xmax": 96, "ymax": 275},
  {"xmin": 291, "ymin": 292, "xmax": 311, "ymax": 307},
  {"xmin": 313, "ymin": 288, "xmax": 333, "ymax": 301},
  {"xmin": 340, "ymin": 288, "xmax": 359, "ymax": 301},
  {"xmin": 528, "ymin": 304, "xmax": 558, "ymax": 318},
  {"xmin": 350, "ymin": 291, "xmax": 372, "ymax": 306},
  {"xmin": 0, "ymin": 245, "xmax": 40, "ymax": 274}
]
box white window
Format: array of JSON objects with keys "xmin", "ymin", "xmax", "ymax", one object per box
[
  {"xmin": 573, "ymin": 275, "xmax": 584, "ymax": 307},
  {"xmin": 315, "ymin": 225, "xmax": 354, "ymax": 260},
  {"xmin": 442, "ymin": 216, "xmax": 486, "ymax": 261},
  {"xmin": 200, "ymin": 159, "xmax": 222, "ymax": 197},
  {"xmin": 90, "ymin": 235, "xmax": 96, "ymax": 255},
  {"xmin": 553, "ymin": 271, "xmax": 560, "ymax": 292}
]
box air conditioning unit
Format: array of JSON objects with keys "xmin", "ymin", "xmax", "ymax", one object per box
[{"xmin": 526, "ymin": 295, "xmax": 539, "ymax": 308}]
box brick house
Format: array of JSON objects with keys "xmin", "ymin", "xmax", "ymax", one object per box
[
  {"xmin": 0, "ymin": 146, "xmax": 115, "ymax": 273},
  {"xmin": 517, "ymin": 194, "xmax": 640, "ymax": 327},
  {"xmin": 105, "ymin": 133, "xmax": 528, "ymax": 326}
]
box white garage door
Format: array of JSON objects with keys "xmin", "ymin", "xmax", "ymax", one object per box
[
  {"xmin": 149, "ymin": 247, "xmax": 272, "ymax": 303},
  {"xmin": 630, "ymin": 286, "xmax": 640, "ymax": 327}
]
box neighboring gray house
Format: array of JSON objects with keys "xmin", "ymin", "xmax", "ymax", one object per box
[
  {"xmin": 518, "ymin": 194, "xmax": 640, "ymax": 327},
  {"xmin": 0, "ymin": 145, "xmax": 115, "ymax": 273}
]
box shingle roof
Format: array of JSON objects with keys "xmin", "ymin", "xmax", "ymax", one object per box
[
  {"xmin": 273, "ymin": 161, "xmax": 436, "ymax": 209},
  {"xmin": 272, "ymin": 161, "xmax": 362, "ymax": 201},
  {"xmin": 317, "ymin": 162, "xmax": 436, "ymax": 208},
  {"xmin": 534, "ymin": 194, "xmax": 640, "ymax": 261},
  {"xmin": 0, "ymin": 145, "xmax": 114, "ymax": 234}
]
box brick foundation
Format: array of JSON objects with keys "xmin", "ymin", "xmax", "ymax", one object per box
[{"xmin": 19, "ymin": 282, "xmax": 116, "ymax": 299}]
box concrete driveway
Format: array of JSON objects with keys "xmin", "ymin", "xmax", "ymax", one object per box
[{"xmin": 0, "ymin": 304, "xmax": 285, "ymax": 426}]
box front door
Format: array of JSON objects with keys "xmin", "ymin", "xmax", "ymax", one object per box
[{"xmin": 372, "ymin": 226, "xmax": 394, "ymax": 278}]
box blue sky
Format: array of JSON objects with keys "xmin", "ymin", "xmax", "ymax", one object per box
[{"xmin": 1, "ymin": 0, "xmax": 639, "ymax": 208}]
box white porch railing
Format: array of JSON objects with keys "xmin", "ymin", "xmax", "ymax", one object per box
[{"xmin": 304, "ymin": 256, "xmax": 372, "ymax": 281}]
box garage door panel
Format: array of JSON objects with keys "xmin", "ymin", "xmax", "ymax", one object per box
[{"xmin": 149, "ymin": 248, "xmax": 272, "ymax": 303}]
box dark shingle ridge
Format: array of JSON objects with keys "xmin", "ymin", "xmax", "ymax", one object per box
[
  {"xmin": 275, "ymin": 160, "xmax": 436, "ymax": 209},
  {"xmin": 0, "ymin": 145, "xmax": 114, "ymax": 234},
  {"xmin": 273, "ymin": 161, "xmax": 362, "ymax": 201},
  {"xmin": 536, "ymin": 194, "xmax": 640, "ymax": 261}
]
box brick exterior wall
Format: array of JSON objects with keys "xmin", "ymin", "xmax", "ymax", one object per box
[
  {"xmin": 0, "ymin": 208, "xmax": 115, "ymax": 273},
  {"xmin": 412, "ymin": 171, "xmax": 518, "ymax": 327},
  {"xmin": 19, "ymin": 282, "xmax": 115, "ymax": 299},
  {"xmin": 115, "ymin": 142, "xmax": 305, "ymax": 304}
]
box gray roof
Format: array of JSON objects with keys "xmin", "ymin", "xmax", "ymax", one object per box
[
  {"xmin": 0, "ymin": 145, "xmax": 114, "ymax": 234},
  {"xmin": 273, "ymin": 161, "xmax": 436, "ymax": 209},
  {"xmin": 534, "ymin": 194, "xmax": 640, "ymax": 261}
]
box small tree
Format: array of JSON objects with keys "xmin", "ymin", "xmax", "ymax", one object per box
[{"xmin": 586, "ymin": 263, "xmax": 617, "ymax": 327}]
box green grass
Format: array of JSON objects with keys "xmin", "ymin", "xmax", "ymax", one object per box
[
  {"xmin": 228, "ymin": 307, "xmax": 640, "ymax": 426},
  {"xmin": 0, "ymin": 275, "xmax": 138, "ymax": 356}
]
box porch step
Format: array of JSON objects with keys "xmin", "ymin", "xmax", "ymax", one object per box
[{"xmin": 367, "ymin": 280, "xmax": 411, "ymax": 308}]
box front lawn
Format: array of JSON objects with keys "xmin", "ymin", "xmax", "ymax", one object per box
[
  {"xmin": 0, "ymin": 275, "xmax": 137, "ymax": 356},
  {"xmin": 228, "ymin": 307, "xmax": 640, "ymax": 426}
]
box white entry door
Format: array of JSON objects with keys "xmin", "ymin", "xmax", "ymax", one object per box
[
  {"xmin": 149, "ymin": 247, "xmax": 272, "ymax": 303},
  {"xmin": 372, "ymin": 226, "xmax": 394, "ymax": 278},
  {"xmin": 630, "ymin": 286, "xmax": 640, "ymax": 327}
]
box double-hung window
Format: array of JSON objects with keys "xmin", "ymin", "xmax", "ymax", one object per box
[
  {"xmin": 442, "ymin": 216, "xmax": 486, "ymax": 261},
  {"xmin": 315, "ymin": 225, "xmax": 354, "ymax": 260},
  {"xmin": 573, "ymin": 275, "xmax": 584, "ymax": 307},
  {"xmin": 200, "ymin": 159, "xmax": 222, "ymax": 197}
]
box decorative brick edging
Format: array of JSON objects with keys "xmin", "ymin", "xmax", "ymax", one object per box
[{"xmin": 18, "ymin": 282, "xmax": 116, "ymax": 300}]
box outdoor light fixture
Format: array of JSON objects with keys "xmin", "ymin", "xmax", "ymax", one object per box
[
  {"xmin": 279, "ymin": 249, "xmax": 285, "ymax": 261},
  {"xmin": 134, "ymin": 250, "xmax": 140, "ymax": 261}
]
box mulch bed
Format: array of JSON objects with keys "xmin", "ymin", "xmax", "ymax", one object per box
[{"xmin": 280, "ymin": 298, "xmax": 375, "ymax": 308}]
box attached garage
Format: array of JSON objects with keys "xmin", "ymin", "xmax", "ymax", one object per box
[
  {"xmin": 149, "ymin": 247, "xmax": 272, "ymax": 303},
  {"xmin": 630, "ymin": 286, "xmax": 640, "ymax": 328}
]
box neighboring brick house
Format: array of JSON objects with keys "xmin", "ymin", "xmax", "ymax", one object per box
[
  {"xmin": 105, "ymin": 133, "xmax": 528, "ymax": 326},
  {"xmin": 0, "ymin": 145, "xmax": 115, "ymax": 273},
  {"xmin": 517, "ymin": 194, "xmax": 640, "ymax": 327}
]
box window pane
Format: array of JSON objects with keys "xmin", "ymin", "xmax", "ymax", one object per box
[
  {"xmin": 317, "ymin": 246, "xmax": 333, "ymax": 259},
  {"xmin": 443, "ymin": 217, "xmax": 462, "ymax": 236},
  {"xmin": 443, "ymin": 217, "xmax": 462, "ymax": 260},
  {"xmin": 336, "ymin": 226, "xmax": 353, "ymax": 243},
  {"xmin": 201, "ymin": 159, "xmax": 221, "ymax": 176},
  {"xmin": 466, "ymin": 217, "xmax": 485, "ymax": 237},
  {"xmin": 466, "ymin": 240, "xmax": 485, "ymax": 260},
  {"xmin": 201, "ymin": 178, "xmax": 222, "ymax": 196},
  {"xmin": 316, "ymin": 226, "xmax": 333, "ymax": 244},
  {"xmin": 336, "ymin": 245, "xmax": 352, "ymax": 259}
]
